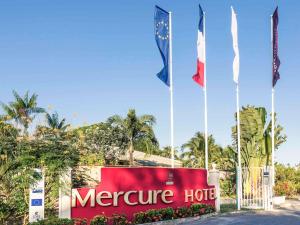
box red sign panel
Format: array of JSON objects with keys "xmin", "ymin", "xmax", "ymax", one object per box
[{"xmin": 71, "ymin": 167, "xmax": 216, "ymax": 222}]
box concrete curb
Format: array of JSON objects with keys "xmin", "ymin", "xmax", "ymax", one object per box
[
  {"xmin": 139, "ymin": 210, "xmax": 254, "ymax": 225},
  {"xmin": 139, "ymin": 213, "xmax": 218, "ymax": 225}
]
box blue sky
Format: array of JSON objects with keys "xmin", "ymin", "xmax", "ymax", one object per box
[{"xmin": 0, "ymin": 0, "xmax": 299, "ymax": 165}]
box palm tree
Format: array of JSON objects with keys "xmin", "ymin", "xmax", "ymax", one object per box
[
  {"xmin": 45, "ymin": 112, "xmax": 69, "ymax": 131},
  {"xmin": 181, "ymin": 132, "xmax": 223, "ymax": 169},
  {"xmin": 1, "ymin": 90, "xmax": 45, "ymax": 134},
  {"xmin": 107, "ymin": 109, "xmax": 158, "ymax": 166},
  {"xmin": 157, "ymin": 146, "xmax": 180, "ymax": 159}
]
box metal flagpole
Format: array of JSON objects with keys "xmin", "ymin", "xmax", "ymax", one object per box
[
  {"xmin": 236, "ymin": 83, "xmax": 242, "ymax": 210},
  {"xmin": 231, "ymin": 7, "xmax": 242, "ymax": 210},
  {"xmin": 272, "ymin": 88, "xmax": 275, "ymax": 182},
  {"xmin": 271, "ymin": 15, "xmax": 275, "ymax": 186},
  {"xmin": 169, "ymin": 11, "xmax": 175, "ymax": 169},
  {"xmin": 203, "ymin": 12, "xmax": 208, "ymax": 171}
]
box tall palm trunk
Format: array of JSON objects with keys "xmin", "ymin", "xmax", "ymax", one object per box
[{"xmin": 129, "ymin": 139, "xmax": 134, "ymax": 166}]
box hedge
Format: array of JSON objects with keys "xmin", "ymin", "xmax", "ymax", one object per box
[{"xmin": 28, "ymin": 203, "xmax": 215, "ymax": 225}]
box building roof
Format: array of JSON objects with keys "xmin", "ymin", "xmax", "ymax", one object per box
[{"xmin": 120, "ymin": 150, "xmax": 182, "ymax": 167}]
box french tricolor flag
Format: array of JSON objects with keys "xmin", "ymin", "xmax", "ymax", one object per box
[{"xmin": 192, "ymin": 5, "xmax": 205, "ymax": 87}]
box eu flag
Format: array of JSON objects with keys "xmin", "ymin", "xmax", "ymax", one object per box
[{"xmin": 154, "ymin": 6, "xmax": 170, "ymax": 86}]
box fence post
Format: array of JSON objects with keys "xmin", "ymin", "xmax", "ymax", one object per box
[
  {"xmin": 208, "ymin": 164, "xmax": 220, "ymax": 212},
  {"xmin": 59, "ymin": 168, "xmax": 72, "ymax": 219}
]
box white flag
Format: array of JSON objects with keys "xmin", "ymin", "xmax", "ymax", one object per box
[{"xmin": 231, "ymin": 6, "xmax": 239, "ymax": 84}]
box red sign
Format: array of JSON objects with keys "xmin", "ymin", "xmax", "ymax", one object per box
[{"xmin": 71, "ymin": 167, "xmax": 216, "ymax": 222}]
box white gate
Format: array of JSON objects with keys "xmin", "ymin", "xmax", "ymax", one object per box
[{"xmin": 241, "ymin": 167, "xmax": 273, "ymax": 210}]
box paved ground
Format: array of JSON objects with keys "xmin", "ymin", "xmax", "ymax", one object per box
[{"xmin": 179, "ymin": 200, "xmax": 300, "ymax": 225}]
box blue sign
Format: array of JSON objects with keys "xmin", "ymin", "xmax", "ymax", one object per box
[{"xmin": 31, "ymin": 199, "xmax": 43, "ymax": 206}]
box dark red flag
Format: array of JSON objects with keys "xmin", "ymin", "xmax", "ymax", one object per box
[{"xmin": 272, "ymin": 7, "xmax": 280, "ymax": 87}]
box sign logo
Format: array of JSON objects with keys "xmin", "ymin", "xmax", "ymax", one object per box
[
  {"xmin": 31, "ymin": 199, "xmax": 43, "ymax": 206},
  {"xmin": 32, "ymin": 188, "xmax": 43, "ymax": 194}
]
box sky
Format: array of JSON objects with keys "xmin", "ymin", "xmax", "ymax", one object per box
[{"xmin": 0, "ymin": 0, "xmax": 299, "ymax": 165}]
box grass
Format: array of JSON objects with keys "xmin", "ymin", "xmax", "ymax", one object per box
[{"xmin": 220, "ymin": 203, "xmax": 237, "ymax": 213}]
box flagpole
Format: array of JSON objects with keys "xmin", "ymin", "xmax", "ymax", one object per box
[
  {"xmin": 203, "ymin": 12, "xmax": 208, "ymax": 171},
  {"xmin": 272, "ymin": 88, "xmax": 275, "ymax": 182},
  {"xmin": 231, "ymin": 7, "xmax": 242, "ymax": 210},
  {"xmin": 271, "ymin": 15, "xmax": 275, "ymax": 186},
  {"xmin": 236, "ymin": 83, "xmax": 242, "ymax": 210},
  {"xmin": 169, "ymin": 11, "xmax": 175, "ymax": 169}
]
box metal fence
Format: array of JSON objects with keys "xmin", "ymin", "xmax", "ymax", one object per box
[{"xmin": 241, "ymin": 167, "xmax": 273, "ymax": 210}]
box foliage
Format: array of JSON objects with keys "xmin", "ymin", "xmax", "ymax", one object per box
[
  {"xmin": 0, "ymin": 120, "xmax": 37, "ymax": 224},
  {"xmin": 174, "ymin": 206, "xmax": 192, "ymax": 218},
  {"xmin": 33, "ymin": 127, "xmax": 79, "ymax": 216},
  {"xmin": 107, "ymin": 109, "xmax": 158, "ymax": 165},
  {"xmin": 133, "ymin": 204, "xmax": 214, "ymax": 224},
  {"xmin": 220, "ymin": 203, "xmax": 237, "ymax": 213},
  {"xmin": 218, "ymin": 146, "xmax": 237, "ymax": 197},
  {"xmin": 74, "ymin": 122, "xmax": 128, "ymax": 166},
  {"xmin": 74, "ymin": 218, "xmax": 88, "ymax": 225},
  {"xmin": 112, "ymin": 214, "xmax": 132, "ymax": 225},
  {"xmin": 153, "ymin": 146, "xmax": 180, "ymax": 159},
  {"xmin": 274, "ymin": 180, "xmax": 296, "ymax": 196},
  {"xmin": 159, "ymin": 207, "xmax": 174, "ymax": 220},
  {"xmin": 45, "ymin": 112, "xmax": 70, "ymax": 131},
  {"xmin": 1, "ymin": 90, "xmax": 45, "ymax": 134},
  {"xmin": 0, "ymin": 116, "xmax": 79, "ymax": 223},
  {"xmin": 232, "ymin": 106, "xmax": 286, "ymax": 168},
  {"xmin": 28, "ymin": 217, "xmax": 74, "ymax": 225},
  {"xmin": 90, "ymin": 215, "xmax": 108, "ymax": 225},
  {"xmin": 220, "ymin": 177, "xmax": 236, "ymax": 197},
  {"xmin": 181, "ymin": 132, "xmax": 223, "ymax": 169},
  {"xmin": 274, "ymin": 163, "xmax": 300, "ymax": 196}
]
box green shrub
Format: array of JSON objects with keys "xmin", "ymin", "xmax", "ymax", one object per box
[
  {"xmin": 220, "ymin": 177, "xmax": 236, "ymax": 197},
  {"xmin": 133, "ymin": 204, "xmax": 215, "ymax": 224},
  {"xmin": 159, "ymin": 207, "xmax": 174, "ymax": 220},
  {"xmin": 146, "ymin": 209, "xmax": 162, "ymax": 222},
  {"xmin": 204, "ymin": 204, "xmax": 215, "ymax": 214},
  {"xmin": 295, "ymin": 182, "xmax": 300, "ymax": 195},
  {"xmin": 90, "ymin": 215, "xmax": 108, "ymax": 225},
  {"xmin": 28, "ymin": 217, "xmax": 74, "ymax": 225},
  {"xmin": 133, "ymin": 211, "xmax": 148, "ymax": 224},
  {"xmin": 174, "ymin": 206, "xmax": 192, "ymax": 218},
  {"xmin": 274, "ymin": 180, "xmax": 296, "ymax": 197},
  {"xmin": 190, "ymin": 203, "xmax": 204, "ymax": 216},
  {"xmin": 74, "ymin": 218, "xmax": 88, "ymax": 225},
  {"xmin": 112, "ymin": 214, "xmax": 131, "ymax": 225},
  {"xmin": 275, "ymin": 163, "xmax": 300, "ymax": 197}
]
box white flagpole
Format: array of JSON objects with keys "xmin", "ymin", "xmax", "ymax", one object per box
[
  {"xmin": 231, "ymin": 6, "xmax": 242, "ymax": 210},
  {"xmin": 203, "ymin": 12, "xmax": 208, "ymax": 171},
  {"xmin": 271, "ymin": 15, "xmax": 275, "ymax": 186},
  {"xmin": 236, "ymin": 83, "xmax": 242, "ymax": 210},
  {"xmin": 169, "ymin": 11, "xmax": 175, "ymax": 168}
]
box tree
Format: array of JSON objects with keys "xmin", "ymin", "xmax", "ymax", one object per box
[
  {"xmin": 232, "ymin": 106, "xmax": 286, "ymax": 168},
  {"xmin": 181, "ymin": 132, "xmax": 223, "ymax": 169},
  {"xmin": 107, "ymin": 109, "xmax": 158, "ymax": 166},
  {"xmin": 33, "ymin": 127, "xmax": 79, "ymax": 217},
  {"xmin": 0, "ymin": 117, "xmax": 79, "ymax": 224},
  {"xmin": 74, "ymin": 123, "xmax": 128, "ymax": 166},
  {"xmin": 274, "ymin": 163, "xmax": 300, "ymax": 197},
  {"xmin": 1, "ymin": 90, "xmax": 45, "ymax": 135},
  {"xmin": 0, "ymin": 119, "xmax": 41, "ymax": 224},
  {"xmin": 155, "ymin": 146, "xmax": 180, "ymax": 159},
  {"xmin": 45, "ymin": 112, "xmax": 69, "ymax": 131}
]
